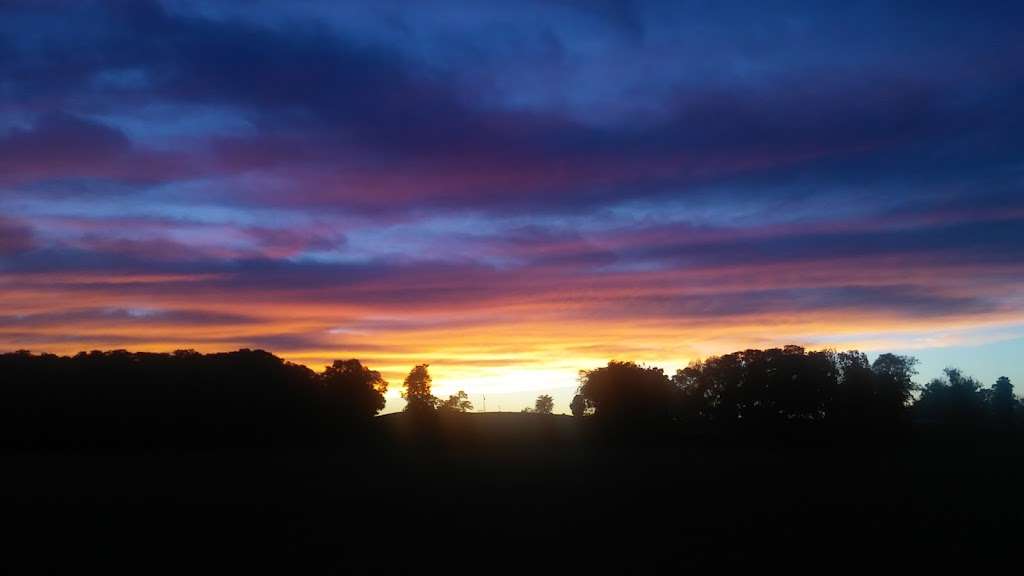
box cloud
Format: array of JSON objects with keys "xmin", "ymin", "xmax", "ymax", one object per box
[
  {"xmin": 0, "ymin": 217, "xmax": 35, "ymax": 255},
  {"xmin": 0, "ymin": 307, "xmax": 260, "ymax": 328},
  {"xmin": 1, "ymin": 0, "xmax": 1019, "ymax": 215},
  {"xmin": 0, "ymin": 112, "xmax": 191, "ymax": 185},
  {"xmin": 0, "ymin": 0, "xmax": 1022, "ymax": 392}
]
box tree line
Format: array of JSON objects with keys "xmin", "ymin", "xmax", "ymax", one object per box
[
  {"xmin": 2, "ymin": 345, "xmax": 1019, "ymax": 450},
  {"xmin": 1, "ymin": 349, "xmax": 489, "ymax": 449},
  {"xmin": 573, "ymin": 345, "xmax": 1021, "ymax": 430},
  {"xmin": 3, "ymin": 349, "xmax": 384, "ymax": 449}
]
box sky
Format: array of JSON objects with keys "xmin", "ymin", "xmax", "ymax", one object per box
[{"xmin": 1, "ymin": 0, "xmax": 1022, "ymax": 413}]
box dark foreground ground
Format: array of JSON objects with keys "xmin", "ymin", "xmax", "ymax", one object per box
[{"xmin": 11, "ymin": 413, "xmax": 1023, "ymax": 572}]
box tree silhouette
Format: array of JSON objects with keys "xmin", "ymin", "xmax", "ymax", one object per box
[
  {"xmin": 578, "ymin": 361, "xmax": 673, "ymax": 419},
  {"xmin": 674, "ymin": 346, "xmax": 838, "ymax": 425},
  {"xmin": 831, "ymin": 351, "xmax": 917, "ymax": 426},
  {"xmin": 0, "ymin": 348, "xmax": 390, "ymax": 450},
  {"xmin": 991, "ymin": 376, "xmax": 1015, "ymax": 428},
  {"xmin": 870, "ymin": 353, "xmax": 919, "ymax": 419},
  {"xmin": 835, "ymin": 350, "xmax": 874, "ymax": 423},
  {"xmin": 319, "ymin": 359, "xmax": 388, "ymax": 419},
  {"xmin": 570, "ymin": 394, "xmax": 589, "ymax": 417},
  {"xmin": 524, "ymin": 394, "xmax": 555, "ymax": 414},
  {"xmin": 533, "ymin": 394, "xmax": 554, "ymax": 415},
  {"xmin": 439, "ymin": 390, "xmax": 474, "ymax": 412},
  {"xmin": 402, "ymin": 364, "xmax": 438, "ymax": 413},
  {"xmin": 915, "ymin": 367, "xmax": 987, "ymax": 426}
]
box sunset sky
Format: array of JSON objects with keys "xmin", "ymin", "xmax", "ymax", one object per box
[{"xmin": 1, "ymin": 1, "xmax": 1022, "ymax": 413}]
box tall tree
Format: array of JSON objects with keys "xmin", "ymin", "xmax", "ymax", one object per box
[
  {"xmin": 991, "ymin": 376, "xmax": 1015, "ymax": 427},
  {"xmin": 870, "ymin": 353, "xmax": 919, "ymax": 414},
  {"xmin": 402, "ymin": 364, "xmax": 438, "ymax": 413}
]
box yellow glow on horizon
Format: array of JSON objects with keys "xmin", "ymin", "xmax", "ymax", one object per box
[{"xmin": 3, "ymin": 263, "xmax": 1023, "ymax": 412}]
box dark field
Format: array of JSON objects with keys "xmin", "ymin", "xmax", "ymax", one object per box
[{"xmin": 12, "ymin": 412, "xmax": 1022, "ymax": 572}]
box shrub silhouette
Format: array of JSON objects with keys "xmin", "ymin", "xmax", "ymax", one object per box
[{"xmin": 439, "ymin": 390, "xmax": 473, "ymax": 412}]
